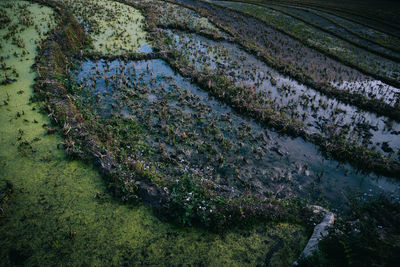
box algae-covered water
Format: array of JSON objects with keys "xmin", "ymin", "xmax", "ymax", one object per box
[
  {"xmin": 59, "ymin": 0, "xmax": 152, "ymax": 55},
  {"xmin": 0, "ymin": 1, "xmax": 307, "ymax": 265}
]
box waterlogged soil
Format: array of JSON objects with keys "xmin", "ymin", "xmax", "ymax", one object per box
[
  {"xmin": 73, "ymin": 58, "xmax": 400, "ymax": 207},
  {"xmin": 58, "ymin": 0, "xmax": 152, "ymax": 54},
  {"xmin": 163, "ymin": 30, "xmax": 400, "ymax": 157},
  {"xmin": 0, "ymin": 1, "xmax": 309, "ymax": 265}
]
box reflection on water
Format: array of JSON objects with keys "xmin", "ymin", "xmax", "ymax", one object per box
[
  {"xmin": 74, "ymin": 58, "xmax": 400, "ymax": 208},
  {"xmin": 137, "ymin": 43, "xmax": 153, "ymax": 53},
  {"xmin": 167, "ymin": 30, "xmax": 400, "ymax": 156}
]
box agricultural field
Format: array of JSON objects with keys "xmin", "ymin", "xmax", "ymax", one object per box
[{"xmin": 1, "ymin": 0, "xmax": 400, "ymax": 266}]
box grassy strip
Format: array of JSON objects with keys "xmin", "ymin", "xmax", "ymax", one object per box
[
  {"xmin": 155, "ymin": 23, "xmax": 229, "ymax": 42},
  {"xmin": 79, "ymin": 51, "xmax": 162, "ymax": 61}
]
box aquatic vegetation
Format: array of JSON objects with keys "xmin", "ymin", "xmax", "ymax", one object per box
[
  {"xmin": 167, "ymin": 0, "xmax": 400, "ymax": 121},
  {"xmin": 0, "ymin": 1, "xmax": 50, "ymax": 85},
  {"xmin": 0, "ymin": 0, "xmax": 309, "ymax": 265},
  {"xmin": 72, "ymin": 57, "xmax": 399, "ymax": 209},
  {"xmin": 58, "ymin": 0, "xmax": 151, "ymax": 54},
  {"xmin": 163, "ymin": 30, "xmax": 400, "ymax": 157}
]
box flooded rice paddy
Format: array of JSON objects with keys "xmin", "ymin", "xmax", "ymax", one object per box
[
  {"xmin": 0, "ymin": 0, "xmax": 308, "ymax": 265},
  {"xmin": 143, "ymin": 0, "xmax": 229, "ymax": 40},
  {"xmin": 73, "ymin": 58, "xmax": 400, "ymax": 206},
  {"xmin": 210, "ymin": 1, "xmax": 400, "ymax": 83},
  {"xmin": 232, "ymin": 1, "xmax": 400, "ymax": 62},
  {"xmin": 178, "ymin": 0, "xmax": 400, "ymax": 113},
  {"xmin": 163, "ymin": 30, "xmax": 400, "ymax": 156},
  {"xmin": 210, "ymin": 1, "xmax": 400, "ymax": 108},
  {"xmin": 296, "ymin": 4, "xmax": 400, "ymax": 53},
  {"xmin": 2, "ymin": 0, "xmax": 400, "ymax": 264}
]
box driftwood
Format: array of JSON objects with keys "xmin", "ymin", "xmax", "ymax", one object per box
[{"xmin": 293, "ymin": 205, "xmax": 335, "ymax": 265}]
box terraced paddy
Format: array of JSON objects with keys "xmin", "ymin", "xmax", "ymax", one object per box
[
  {"xmin": 163, "ymin": 30, "xmax": 400, "ymax": 156},
  {"xmin": 213, "ymin": 1, "xmax": 400, "ymax": 62},
  {"xmin": 210, "ymin": 1, "xmax": 400, "ymax": 87},
  {"xmin": 0, "ymin": 0, "xmax": 310, "ymax": 265},
  {"xmin": 72, "ymin": 57, "xmax": 398, "ymax": 206},
  {"xmin": 2, "ymin": 0, "xmax": 400, "ymax": 265}
]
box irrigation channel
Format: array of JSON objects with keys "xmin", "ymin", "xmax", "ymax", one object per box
[{"xmin": 1, "ymin": 0, "xmax": 400, "ymax": 265}]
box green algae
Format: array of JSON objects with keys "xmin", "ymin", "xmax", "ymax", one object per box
[
  {"xmin": 59, "ymin": 0, "xmax": 150, "ymax": 55},
  {"xmin": 0, "ymin": 152, "xmax": 307, "ymax": 266},
  {"xmin": 0, "ymin": 1, "xmax": 53, "ymax": 85},
  {"xmin": 0, "ymin": 0, "xmax": 307, "ymax": 265}
]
